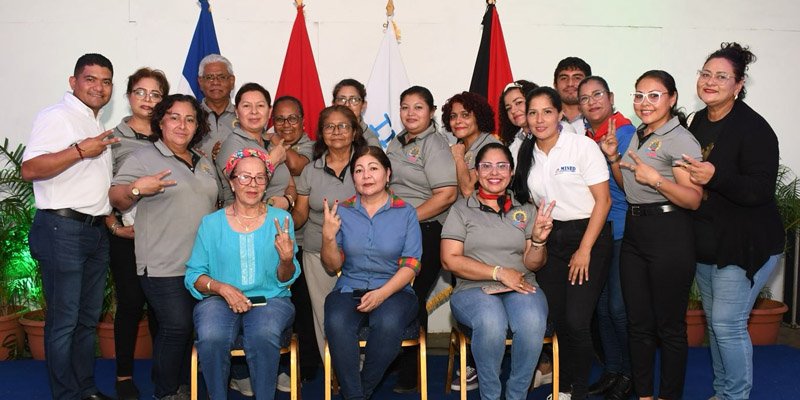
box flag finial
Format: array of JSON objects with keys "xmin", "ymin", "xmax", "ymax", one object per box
[
  {"xmin": 294, "ymin": 0, "xmax": 303, "ymax": 7},
  {"xmin": 487, "ymin": 0, "xmax": 496, "ymax": 4},
  {"xmin": 386, "ymin": 0, "xmax": 395, "ymax": 16}
]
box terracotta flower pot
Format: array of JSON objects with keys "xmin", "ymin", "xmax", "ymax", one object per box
[
  {"xmin": 19, "ymin": 310, "xmax": 46, "ymax": 360},
  {"xmin": 748, "ymin": 298, "xmax": 788, "ymax": 345},
  {"xmin": 686, "ymin": 308, "xmax": 707, "ymax": 347},
  {"xmin": 0, "ymin": 306, "xmax": 26, "ymax": 361},
  {"xmin": 97, "ymin": 317, "xmax": 153, "ymax": 359}
]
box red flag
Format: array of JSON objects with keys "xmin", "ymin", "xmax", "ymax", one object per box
[
  {"xmin": 274, "ymin": 4, "xmax": 325, "ymax": 140},
  {"xmin": 469, "ymin": 4, "xmax": 513, "ymax": 136}
]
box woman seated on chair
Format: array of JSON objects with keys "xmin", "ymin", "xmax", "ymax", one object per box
[
  {"xmin": 185, "ymin": 148, "xmax": 301, "ymax": 400},
  {"xmin": 320, "ymin": 145, "xmax": 422, "ymax": 400},
  {"xmin": 442, "ymin": 142, "xmax": 554, "ymax": 400}
]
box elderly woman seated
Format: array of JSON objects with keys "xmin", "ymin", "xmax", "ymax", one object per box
[
  {"xmin": 441, "ymin": 143, "xmax": 554, "ymax": 400},
  {"xmin": 185, "ymin": 148, "xmax": 300, "ymax": 400}
]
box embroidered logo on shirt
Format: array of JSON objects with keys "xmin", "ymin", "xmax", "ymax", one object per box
[
  {"xmin": 647, "ymin": 139, "xmax": 661, "ymax": 158},
  {"xmin": 511, "ymin": 210, "xmax": 528, "ymax": 230},
  {"xmin": 464, "ymin": 150, "xmax": 474, "ymax": 168},
  {"xmin": 406, "ymin": 145, "xmax": 421, "ymax": 163},
  {"xmin": 554, "ymin": 165, "xmax": 577, "ymax": 175}
]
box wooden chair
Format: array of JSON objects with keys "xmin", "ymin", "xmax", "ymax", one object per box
[
  {"xmin": 190, "ymin": 332, "xmax": 301, "ymax": 400},
  {"xmin": 323, "ymin": 323, "xmax": 427, "ymax": 400},
  {"xmin": 445, "ymin": 326, "xmax": 559, "ymax": 400}
]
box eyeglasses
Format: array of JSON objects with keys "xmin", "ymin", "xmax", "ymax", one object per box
[
  {"xmin": 697, "ymin": 70, "xmax": 736, "ymax": 84},
  {"xmin": 233, "ymin": 174, "xmax": 268, "ymax": 186},
  {"xmin": 632, "ymin": 91, "xmax": 667, "ymax": 105},
  {"xmin": 200, "ymin": 74, "xmax": 231, "ymax": 82},
  {"xmin": 578, "ymin": 90, "xmax": 607, "ymax": 105},
  {"xmin": 477, "ymin": 162, "xmax": 512, "ymax": 172},
  {"xmin": 274, "ymin": 115, "xmax": 301, "ymax": 126},
  {"xmin": 323, "ymin": 122, "xmax": 352, "ymax": 134},
  {"xmin": 131, "ymin": 88, "xmax": 163, "ymax": 102},
  {"xmin": 334, "ymin": 96, "xmax": 363, "ymax": 106}
]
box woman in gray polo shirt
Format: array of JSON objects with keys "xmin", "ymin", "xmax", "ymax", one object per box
[
  {"xmin": 292, "ymin": 105, "xmax": 366, "ymax": 360},
  {"xmin": 601, "ymin": 70, "xmax": 703, "ymax": 400},
  {"xmin": 442, "ymin": 143, "xmax": 553, "ymax": 400},
  {"xmin": 110, "ymin": 94, "xmax": 218, "ymax": 400}
]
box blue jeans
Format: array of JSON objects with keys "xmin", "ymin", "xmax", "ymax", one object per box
[
  {"xmin": 139, "ymin": 274, "xmax": 197, "ymax": 398},
  {"xmin": 324, "ymin": 289, "xmax": 417, "ymax": 400},
  {"xmin": 695, "ymin": 255, "xmax": 779, "ymax": 400},
  {"xmin": 194, "ymin": 296, "xmax": 295, "ymax": 400},
  {"xmin": 596, "ymin": 239, "xmax": 630, "ymax": 375},
  {"xmin": 450, "ymin": 287, "xmax": 549, "ymax": 400},
  {"xmin": 28, "ymin": 210, "xmax": 109, "ymax": 400}
]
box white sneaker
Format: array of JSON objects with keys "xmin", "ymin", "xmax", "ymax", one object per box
[
  {"xmin": 546, "ymin": 393, "xmax": 571, "ymax": 400},
  {"xmin": 450, "ymin": 366, "xmax": 479, "ymax": 391},
  {"xmin": 229, "ymin": 377, "xmax": 254, "ymax": 397},
  {"xmin": 277, "ymin": 372, "xmax": 291, "ymax": 393},
  {"xmin": 533, "ymin": 369, "xmax": 553, "ymax": 388}
]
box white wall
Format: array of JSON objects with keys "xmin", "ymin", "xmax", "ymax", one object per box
[{"xmin": 2, "ymin": 0, "xmax": 799, "ymax": 330}]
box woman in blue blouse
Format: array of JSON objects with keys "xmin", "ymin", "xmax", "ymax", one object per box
[
  {"xmin": 185, "ymin": 148, "xmax": 300, "ymax": 400},
  {"xmin": 320, "ymin": 145, "xmax": 422, "ymax": 400}
]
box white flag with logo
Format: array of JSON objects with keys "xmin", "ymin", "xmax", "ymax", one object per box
[{"xmin": 364, "ymin": 21, "xmax": 410, "ymax": 149}]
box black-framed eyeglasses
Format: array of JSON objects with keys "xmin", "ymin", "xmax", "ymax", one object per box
[
  {"xmin": 233, "ymin": 174, "xmax": 268, "ymax": 186},
  {"xmin": 578, "ymin": 90, "xmax": 607, "ymax": 105},
  {"xmin": 274, "ymin": 115, "xmax": 301, "ymax": 126},
  {"xmin": 323, "ymin": 123, "xmax": 353, "ymax": 134},
  {"xmin": 132, "ymin": 88, "xmax": 163, "ymax": 102},
  {"xmin": 335, "ymin": 96, "xmax": 363, "ymax": 106}
]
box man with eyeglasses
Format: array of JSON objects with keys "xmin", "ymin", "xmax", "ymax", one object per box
[
  {"xmin": 21, "ymin": 53, "xmax": 119, "ymax": 400},
  {"xmin": 196, "ymin": 54, "xmax": 237, "ymax": 158},
  {"xmin": 331, "ymin": 78, "xmax": 381, "ymax": 147},
  {"xmin": 554, "ymin": 56, "xmax": 592, "ymax": 135}
]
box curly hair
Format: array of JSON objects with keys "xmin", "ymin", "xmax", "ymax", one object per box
[
  {"xmin": 441, "ymin": 91, "xmax": 495, "ymax": 134},
  {"xmin": 312, "ymin": 105, "xmax": 366, "ymax": 160},
  {"xmin": 148, "ymin": 94, "xmax": 210, "ymax": 150},
  {"xmin": 498, "ymin": 80, "xmax": 539, "ymax": 145},
  {"xmin": 704, "ymin": 42, "xmax": 756, "ymax": 101}
]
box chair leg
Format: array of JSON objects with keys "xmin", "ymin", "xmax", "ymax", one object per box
[
  {"xmin": 418, "ymin": 327, "xmax": 427, "ymax": 400},
  {"xmin": 290, "ymin": 335, "xmax": 299, "ymax": 400},
  {"xmin": 190, "ymin": 346, "xmax": 198, "ymax": 400},
  {"xmin": 551, "ymin": 334, "xmax": 559, "ymax": 397},
  {"xmin": 459, "ymin": 332, "xmax": 467, "ymax": 400},
  {"xmin": 445, "ymin": 329, "xmax": 456, "ymax": 394},
  {"xmin": 324, "ymin": 341, "xmax": 332, "ymax": 400}
]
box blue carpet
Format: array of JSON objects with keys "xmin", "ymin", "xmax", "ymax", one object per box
[{"xmin": 0, "ymin": 346, "xmax": 798, "ymax": 399}]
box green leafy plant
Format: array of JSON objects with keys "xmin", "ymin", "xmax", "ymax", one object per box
[{"xmin": 776, "ymin": 164, "xmax": 800, "ymax": 236}]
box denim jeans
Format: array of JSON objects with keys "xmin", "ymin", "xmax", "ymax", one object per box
[
  {"xmin": 28, "ymin": 210, "xmax": 109, "ymax": 400},
  {"xmin": 324, "ymin": 288, "xmax": 417, "ymax": 400},
  {"xmin": 450, "ymin": 287, "xmax": 548, "ymax": 400},
  {"xmin": 695, "ymin": 255, "xmax": 779, "ymax": 400},
  {"xmin": 596, "ymin": 239, "xmax": 630, "ymax": 375},
  {"xmin": 139, "ymin": 274, "xmax": 197, "ymax": 398},
  {"xmin": 194, "ymin": 296, "xmax": 295, "ymax": 400}
]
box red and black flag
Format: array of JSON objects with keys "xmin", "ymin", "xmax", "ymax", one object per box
[{"xmin": 469, "ymin": 1, "xmax": 513, "ymax": 136}]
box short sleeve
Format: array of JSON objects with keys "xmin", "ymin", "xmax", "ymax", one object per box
[
  {"xmin": 295, "ymin": 164, "xmax": 312, "ymax": 196},
  {"xmin": 441, "ymin": 201, "xmax": 467, "ymax": 242},
  {"xmin": 523, "ymin": 204, "xmax": 536, "ymax": 237},
  {"xmin": 112, "ymin": 152, "xmax": 148, "ymax": 185},
  {"xmin": 23, "ymin": 109, "xmax": 74, "ymax": 160},
  {"xmin": 580, "ymin": 137, "xmax": 610, "ymax": 186},
  {"xmin": 667, "ymin": 131, "xmax": 702, "ymax": 167},
  {"xmin": 293, "ymin": 137, "xmax": 315, "ymax": 161},
  {"xmin": 423, "ymin": 137, "xmax": 457, "ymax": 189}
]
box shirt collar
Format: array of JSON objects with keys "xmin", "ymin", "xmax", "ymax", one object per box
[
  {"xmin": 201, "ymin": 98, "xmax": 235, "ymax": 115},
  {"xmin": 64, "ymin": 92, "xmax": 103, "ymax": 121},
  {"xmin": 115, "ymin": 116, "xmax": 151, "ymax": 140},
  {"xmin": 640, "ymin": 115, "xmax": 681, "ymax": 137},
  {"xmin": 341, "ymin": 191, "xmax": 406, "ymax": 210},
  {"xmin": 397, "ymin": 123, "xmax": 436, "ymax": 146}
]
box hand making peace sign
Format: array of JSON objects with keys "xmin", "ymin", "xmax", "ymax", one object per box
[
  {"xmin": 321, "ymin": 198, "xmax": 341, "ymax": 241},
  {"xmin": 620, "ymin": 151, "xmax": 663, "ymax": 188},
  {"xmin": 273, "ymin": 216, "xmax": 294, "ymax": 263}
]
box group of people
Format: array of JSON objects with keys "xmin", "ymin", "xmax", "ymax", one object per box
[{"xmin": 22, "ymin": 40, "xmax": 783, "ymax": 400}]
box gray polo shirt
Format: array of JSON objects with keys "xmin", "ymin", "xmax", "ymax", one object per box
[
  {"xmin": 112, "ymin": 140, "xmax": 219, "ymax": 277},
  {"xmin": 215, "ymin": 127, "xmax": 292, "ymax": 207},
  {"xmin": 270, "ymin": 133, "xmax": 315, "ymax": 166},
  {"xmin": 359, "ymin": 120, "xmax": 381, "ymax": 147},
  {"xmin": 110, "ymin": 117, "xmax": 152, "ymax": 175},
  {"xmin": 386, "ymin": 123, "xmax": 457, "ymax": 223},
  {"xmin": 197, "ymin": 99, "xmax": 236, "ymax": 157},
  {"xmin": 621, "ymin": 116, "xmax": 702, "ymax": 204},
  {"xmin": 442, "ymin": 194, "xmax": 538, "ymax": 293},
  {"xmin": 295, "ymin": 153, "xmax": 356, "ymax": 252}
]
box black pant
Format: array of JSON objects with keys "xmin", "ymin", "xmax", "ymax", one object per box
[
  {"xmin": 537, "ymin": 219, "xmax": 612, "ymax": 399},
  {"xmin": 620, "ymin": 209, "xmax": 695, "ymax": 399},
  {"xmin": 289, "ymin": 248, "xmax": 321, "ymax": 378},
  {"xmin": 109, "ymin": 234, "xmax": 157, "ymax": 377},
  {"xmin": 397, "ymin": 220, "xmax": 444, "ymax": 387}
]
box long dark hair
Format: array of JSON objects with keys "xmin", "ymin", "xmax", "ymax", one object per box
[
  {"xmin": 497, "ymin": 80, "xmax": 538, "ymax": 145},
  {"xmin": 635, "ymin": 70, "xmax": 688, "ymax": 128}
]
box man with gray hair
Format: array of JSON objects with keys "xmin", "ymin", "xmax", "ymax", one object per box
[{"xmin": 196, "ymin": 53, "xmax": 236, "ymax": 157}]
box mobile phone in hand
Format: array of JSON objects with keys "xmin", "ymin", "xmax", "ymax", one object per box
[{"xmin": 248, "ymin": 296, "xmax": 267, "ymax": 306}]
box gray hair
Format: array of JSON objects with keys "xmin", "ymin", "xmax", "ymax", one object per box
[{"xmin": 198, "ymin": 54, "xmax": 234, "ymax": 76}]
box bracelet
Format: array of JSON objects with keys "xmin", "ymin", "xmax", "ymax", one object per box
[
  {"xmin": 531, "ymin": 240, "xmax": 547, "ymax": 248},
  {"xmin": 110, "ymin": 222, "xmax": 120, "ymax": 236},
  {"xmin": 654, "ymin": 179, "xmax": 663, "ymax": 190},
  {"xmin": 284, "ymin": 194, "xmax": 295, "ymax": 212},
  {"xmin": 73, "ymin": 143, "xmax": 85, "ymax": 160},
  {"xmin": 607, "ymin": 152, "xmax": 622, "ymax": 164},
  {"xmin": 206, "ymin": 278, "xmax": 214, "ymax": 292},
  {"xmin": 492, "ymin": 266, "xmax": 501, "ymax": 281}
]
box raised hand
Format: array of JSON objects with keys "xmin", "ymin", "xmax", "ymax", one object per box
[
  {"xmin": 131, "ymin": 169, "xmax": 177, "ymax": 196},
  {"xmin": 78, "ymin": 130, "xmax": 119, "ymax": 158},
  {"xmin": 600, "ymin": 117, "xmax": 619, "ymax": 158},
  {"xmin": 450, "ymin": 143, "xmax": 466, "ymax": 161},
  {"xmin": 321, "ymin": 198, "xmax": 341, "ymax": 241},
  {"xmin": 273, "ymin": 217, "xmax": 294, "ymax": 262},
  {"xmin": 269, "ymin": 139, "xmax": 287, "ymax": 165},
  {"xmin": 681, "ymin": 154, "xmax": 715, "ymax": 185},
  {"xmin": 620, "ymin": 151, "xmax": 662, "ymax": 187},
  {"xmin": 532, "ymin": 199, "xmax": 556, "ymax": 243}
]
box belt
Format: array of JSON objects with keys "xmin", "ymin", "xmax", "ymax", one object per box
[
  {"xmin": 42, "ymin": 208, "xmax": 105, "ymax": 226},
  {"xmin": 628, "ymin": 203, "xmax": 678, "ymax": 217}
]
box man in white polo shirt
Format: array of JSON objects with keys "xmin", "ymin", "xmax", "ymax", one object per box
[{"xmin": 21, "ymin": 53, "xmax": 119, "ymax": 400}]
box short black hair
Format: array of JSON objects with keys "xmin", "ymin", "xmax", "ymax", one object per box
[
  {"xmin": 74, "ymin": 53, "xmax": 113, "ymax": 77},
  {"xmin": 273, "ymin": 95, "xmax": 304, "ymax": 118},
  {"xmin": 553, "ymin": 57, "xmax": 591, "ymax": 83},
  {"xmin": 149, "ymin": 94, "xmax": 210, "ymax": 150}
]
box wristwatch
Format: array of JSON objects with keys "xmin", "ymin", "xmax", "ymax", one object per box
[{"xmin": 131, "ymin": 187, "xmax": 141, "ymax": 197}]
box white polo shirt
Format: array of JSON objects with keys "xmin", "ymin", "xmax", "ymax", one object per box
[
  {"xmin": 23, "ymin": 92, "xmax": 112, "ymax": 216},
  {"xmin": 511, "ymin": 121, "xmax": 578, "ymax": 166},
  {"xmin": 526, "ymin": 131, "xmax": 608, "ymax": 221}
]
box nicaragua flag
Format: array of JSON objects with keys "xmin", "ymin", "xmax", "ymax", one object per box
[
  {"xmin": 363, "ymin": 19, "xmax": 410, "ymax": 149},
  {"xmin": 176, "ymin": 0, "xmax": 220, "ymax": 101},
  {"xmin": 469, "ymin": 3, "xmax": 513, "ymax": 136}
]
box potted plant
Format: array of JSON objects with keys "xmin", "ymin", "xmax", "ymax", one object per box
[
  {"xmin": 0, "ymin": 139, "xmax": 37, "ymax": 360},
  {"xmin": 686, "ymin": 279, "xmax": 707, "ymax": 347}
]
